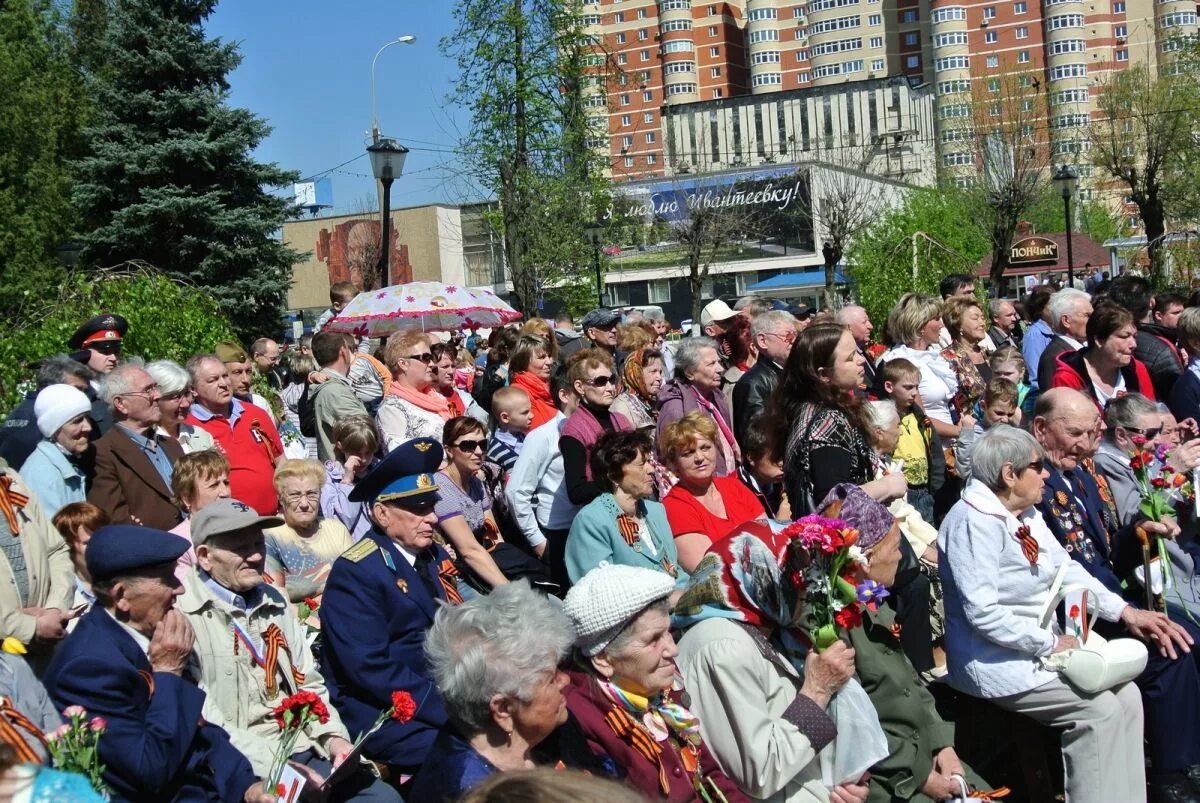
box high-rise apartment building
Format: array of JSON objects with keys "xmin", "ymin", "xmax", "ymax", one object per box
[{"xmin": 581, "ymin": 0, "xmax": 1197, "ymax": 185}]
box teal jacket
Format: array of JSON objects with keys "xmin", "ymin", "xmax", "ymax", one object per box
[{"xmin": 565, "ymin": 493, "xmax": 689, "ymax": 589}]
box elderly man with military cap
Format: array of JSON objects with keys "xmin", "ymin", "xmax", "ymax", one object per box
[
  {"xmin": 43, "ymin": 524, "xmax": 276, "ymax": 802},
  {"xmin": 319, "ymin": 438, "xmax": 460, "ymax": 781},
  {"xmin": 179, "ymin": 499, "xmax": 401, "ymax": 802}
]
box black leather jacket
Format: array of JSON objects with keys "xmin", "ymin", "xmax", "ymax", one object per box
[
  {"xmin": 731, "ymin": 359, "xmax": 781, "ymax": 450},
  {"xmin": 1136, "ymin": 323, "xmax": 1184, "ymax": 402}
]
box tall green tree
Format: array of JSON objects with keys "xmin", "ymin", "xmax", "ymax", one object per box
[
  {"xmin": 0, "ymin": 0, "xmax": 86, "ymax": 319},
  {"xmin": 72, "ymin": 0, "xmax": 300, "ymax": 339},
  {"xmin": 443, "ymin": 0, "xmax": 609, "ymax": 316}
]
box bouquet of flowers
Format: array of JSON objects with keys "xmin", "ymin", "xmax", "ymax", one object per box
[
  {"xmin": 266, "ymin": 691, "xmax": 330, "ymax": 794},
  {"xmin": 1129, "ymin": 436, "xmax": 1193, "ymax": 520},
  {"xmin": 48, "ymin": 706, "xmax": 107, "ymax": 796},
  {"xmin": 781, "ymin": 515, "xmax": 889, "ymax": 651}
]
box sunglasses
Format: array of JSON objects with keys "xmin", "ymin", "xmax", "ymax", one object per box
[
  {"xmin": 404, "ymin": 352, "xmax": 435, "ymax": 364},
  {"xmin": 1018, "ymin": 458, "xmax": 1045, "ymax": 475},
  {"xmin": 452, "ymin": 439, "xmax": 487, "ymax": 453},
  {"xmin": 1123, "ymin": 425, "xmax": 1162, "ymax": 441},
  {"xmin": 584, "ymin": 375, "xmax": 615, "ymax": 388},
  {"xmin": 90, "ymin": 341, "xmax": 122, "ymax": 355}
]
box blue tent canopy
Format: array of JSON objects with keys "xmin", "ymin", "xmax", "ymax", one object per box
[{"xmin": 744, "ymin": 269, "xmax": 849, "ymax": 293}]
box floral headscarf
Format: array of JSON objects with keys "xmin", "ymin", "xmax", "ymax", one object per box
[{"xmin": 621, "ymin": 347, "xmax": 656, "ymax": 409}]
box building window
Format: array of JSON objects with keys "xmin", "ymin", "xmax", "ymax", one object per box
[
  {"xmin": 643, "ymin": 90, "xmax": 653, "ymax": 101},
  {"xmin": 749, "ymin": 28, "xmax": 780, "ymax": 43},
  {"xmin": 983, "ymin": 6, "xmax": 996, "ymax": 19},
  {"xmin": 1115, "ymin": 24, "xmax": 1127, "ymax": 38},
  {"xmin": 710, "ymin": 46, "xmax": 720, "ymax": 56},
  {"xmin": 938, "ymin": 79, "xmax": 971, "ymax": 95},
  {"xmin": 708, "ymin": 25, "xmax": 717, "ymax": 35},
  {"xmin": 617, "ymin": 32, "xmax": 626, "ymax": 43},
  {"xmin": 1050, "ymin": 63, "xmax": 1088, "ymax": 79},
  {"xmin": 583, "ymin": 14, "xmax": 602, "ymax": 25},
  {"xmin": 868, "ymin": 13, "xmax": 881, "ymax": 25},
  {"xmin": 644, "ymin": 112, "xmax": 655, "ymax": 122},
  {"xmin": 931, "ymin": 7, "xmax": 965, "ymax": 22},
  {"xmin": 661, "ymin": 19, "xmax": 693, "ymax": 31},
  {"xmin": 664, "ymin": 82, "xmax": 697, "ymax": 95},
  {"xmin": 708, "ymin": 4, "xmax": 716, "ymax": 14},
  {"xmin": 905, "ymin": 55, "xmax": 919, "ymax": 68},
  {"xmin": 663, "ymin": 39, "xmax": 695, "ymax": 52},
  {"xmin": 797, "ymin": 49, "xmax": 809, "ymax": 59},
  {"xmin": 747, "ymin": 7, "xmax": 778, "ymax": 20},
  {"xmin": 638, "ymin": 28, "xmax": 648, "ymax": 40},
  {"xmin": 1113, "ymin": 1, "xmax": 1125, "ymax": 12},
  {"xmin": 751, "ymin": 51, "xmax": 780, "ymax": 64},
  {"xmin": 797, "ymin": 72, "xmax": 810, "ymax": 82},
  {"xmin": 620, "ymin": 94, "xmax": 630, "ymax": 105},
  {"xmin": 617, "ymin": 53, "xmax": 628, "ymax": 64},
  {"xmin": 713, "ymin": 87, "xmax": 723, "ymax": 97},
  {"xmin": 934, "ymin": 55, "xmax": 970, "ymax": 71},
  {"xmin": 665, "ymin": 61, "xmax": 694, "ymax": 73},
  {"xmin": 810, "ymin": 14, "xmax": 861, "ymax": 34},
  {"xmin": 647, "ymin": 153, "xmax": 657, "ymax": 165},
  {"xmin": 1050, "ymin": 39, "xmax": 1086, "ymax": 55},
  {"xmin": 608, "ymin": 283, "xmax": 630, "ymax": 305},
  {"xmin": 1048, "ymin": 14, "xmax": 1085, "ymax": 30},
  {"xmin": 1018, "ymin": 50, "xmax": 1030, "ymax": 63},
  {"xmin": 870, "ymin": 36, "xmax": 883, "ymax": 48},
  {"xmin": 711, "ymin": 65, "xmax": 722, "ymax": 75},
  {"xmin": 984, "ymin": 30, "xmax": 997, "ymax": 43},
  {"xmin": 942, "ymin": 152, "xmax": 973, "ymax": 166},
  {"xmin": 987, "ymin": 78, "xmax": 1000, "ymax": 92},
  {"xmin": 811, "ymin": 37, "xmax": 864, "ymax": 57},
  {"xmin": 934, "ymin": 32, "xmax": 969, "ymax": 47},
  {"xmin": 647, "ymin": 279, "xmax": 671, "ymax": 303},
  {"xmin": 901, "ymin": 9, "xmax": 918, "ymax": 23},
  {"xmin": 1021, "ymin": 99, "xmax": 1034, "ymax": 112},
  {"xmin": 620, "ymin": 114, "xmax": 631, "ymax": 125},
  {"xmin": 904, "ymin": 32, "xmax": 918, "ymax": 45},
  {"xmin": 876, "ymin": 58, "xmax": 888, "ymax": 70},
  {"xmin": 1161, "ymin": 12, "xmax": 1196, "ymax": 28},
  {"xmin": 622, "ymin": 135, "xmax": 633, "ymax": 147},
  {"xmin": 660, "ymin": 0, "xmax": 690, "ymax": 9},
  {"xmin": 615, "ymin": 11, "xmax": 624, "ymax": 22},
  {"xmin": 1116, "ymin": 49, "xmax": 1128, "ymax": 61},
  {"xmin": 645, "ymin": 132, "xmax": 656, "ymax": 143},
  {"xmin": 1016, "ymin": 26, "xmax": 1028, "ymax": 39},
  {"xmin": 641, "ymin": 50, "xmax": 650, "ymax": 60},
  {"xmin": 623, "ymin": 156, "xmax": 634, "ymax": 167},
  {"xmin": 751, "ymin": 72, "xmax": 783, "ymax": 86},
  {"xmin": 986, "ymin": 55, "xmax": 998, "ymax": 67},
  {"xmin": 1014, "ymin": 1, "xmax": 1027, "ymax": 12}
]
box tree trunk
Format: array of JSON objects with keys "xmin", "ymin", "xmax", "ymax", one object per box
[
  {"xmin": 690, "ymin": 254, "xmax": 703, "ymax": 334},
  {"xmin": 1141, "ymin": 193, "xmax": 1167, "ymax": 286}
]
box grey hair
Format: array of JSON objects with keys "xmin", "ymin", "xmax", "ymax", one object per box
[
  {"xmin": 835, "ymin": 305, "xmax": 867, "ymax": 326},
  {"xmin": 971, "ymin": 425, "xmax": 1045, "ymax": 491},
  {"xmin": 185, "ymin": 353, "xmax": 224, "ymax": 385},
  {"xmin": 146, "ymin": 360, "xmax": 191, "ymax": 396},
  {"xmin": 1104, "ymin": 392, "xmax": 1159, "ymax": 434},
  {"xmin": 97, "ymin": 358, "xmax": 148, "ymax": 406},
  {"xmin": 751, "ymin": 310, "xmax": 796, "ymax": 340},
  {"xmin": 673, "ymin": 336, "xmax": 719, "ymax": 381},
  {"xmin": 1047, "ymin": 289, "xmax": 1090, "ymax": 334},
  {"xmin": 603, "ymin": 597, "xmax": 673, "ymax": 659},
  {"xmin": 424, "ymin": 580, "xmax": 575, "ymax": 735},
  {"xmin": 866, "ymin": 399, "xmax": 899, "ymax": 431},
  {"xmin": 988, "ymin": 298, "xmax": 1014, "ymax": 317},
  {"xmin": 642, "ymin": 307, "xmax": 665, "ymax": 323},
  {"xmin": 36, "ymin": 355, "xmax": 94, "ymax": 390}
]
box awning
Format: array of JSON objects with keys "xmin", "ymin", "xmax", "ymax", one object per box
[{"xmin": 745, "ymin": 269, "xmax": 849, "ymax": 293}]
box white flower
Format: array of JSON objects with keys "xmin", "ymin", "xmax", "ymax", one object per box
[{"xmin": 847, "ymin": 545, "xmax": 869, "ymax": 570}]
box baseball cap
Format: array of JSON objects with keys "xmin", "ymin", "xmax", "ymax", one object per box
[
  {"xmin": 700, "ymin": 300, "xmax": 739, "ymax": 327},
  {"xmin": 190, "ymin": 499, "xmax": 283, "ymax": 547}
]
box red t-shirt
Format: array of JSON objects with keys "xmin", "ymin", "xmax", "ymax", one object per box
[
  {"xmin": 186, "ymin": 401, "xmax": 283, "ymax": 515},
  {"xmin": 663, "ymin": 474, "xmax": 765, "ymax": 546}
]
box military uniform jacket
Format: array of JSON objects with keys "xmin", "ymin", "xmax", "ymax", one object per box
[
  {"xmin": 42, "ymin": 607, "xmax": 256, "ymax": 803},
  {"xmin": 1035, "ymin": 465, "xmax": 1141, "ymax": 599},
  {"xmin": 318, "ymin": 529, "xmax": 452, "ymax": 772}
]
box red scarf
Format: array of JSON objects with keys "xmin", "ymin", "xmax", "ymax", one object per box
[{"xmin": 510, "ymin": 372, "xmax": 557, "ymax": 430}]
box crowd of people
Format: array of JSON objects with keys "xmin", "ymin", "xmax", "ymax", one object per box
[{"xmin": 0, "ymin": 270, "xmax": 1199, "ymax": 801}]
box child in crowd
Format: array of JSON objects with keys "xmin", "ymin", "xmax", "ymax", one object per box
[
  {"xmin": 488, "ymin": 386, "xmax": 532, "ymax": 474},
  {"xmin": 737, "ymin": 418, "xmax": 789, "ymax": 520},
  {"xmin": 988, "ymin": 346, "xmax": 1033, "ymax": 420},
  {"xmin": 280, "ymin": 352, "xmax": 318, "ymax": 459},
  {"xmin": 52, "ymin": 502, "xmax": 111, "ymax": 629},
  {"xmin": 320, "ymin": 415, "xmax": 379, "ymax": 542},
  {"xmin": 954, "ymin": 378, "xmax": 1022, "ymax": 482},
  {"xmin": 882, "ymin": 358, "xmax": 945, "ymax": 524},
  {"xmin": 314, "ymin": 280, "xmax": 358, "ymax": 333}
]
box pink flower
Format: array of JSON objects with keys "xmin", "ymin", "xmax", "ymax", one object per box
[
  {"xmin": 1131, "ymin": 434, "xmax": 1147, "ymax": 446},
  {"xmin": 89, "ymin": 717, "xmax": 107, "ymax": 732},
  {"xmin": 50, "ymin": 724, "xmax": 70, "ymax": 741},
  {"xmin": 62, "ymin": 705, "xmax": 87, "ymax": 719}
]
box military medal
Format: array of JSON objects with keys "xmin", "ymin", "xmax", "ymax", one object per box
[{"xmin": 396, "ymin": 579, "xmax": 408, "ymax": 594}]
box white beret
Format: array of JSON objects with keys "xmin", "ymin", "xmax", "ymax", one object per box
[
  {"xmin": 563, "ymin": 564, "xmax": 675, "ymax": 656},
  {"xmin": 34, "ymin": 384, "xmax": 92, "ymax": 439}
]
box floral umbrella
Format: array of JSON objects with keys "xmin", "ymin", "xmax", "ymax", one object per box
[{"xmin": 322, "ymin": 281, "xmax": 522, "ymax": 337}]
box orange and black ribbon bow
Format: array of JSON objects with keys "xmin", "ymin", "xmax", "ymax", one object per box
[
  {"xmin": 616, "ymin": 514, "xmax": 640, "ymax": 547},
  {"xmin": 0, "ymin": 696, "xmax": 48, "ymax": 764},
  {"xmin": 0, "ymin": 475, "xmax": 29, "ymax": 535},
  {"xmin": 250, "ymin": 420, "xmax": 278, "ymax": 463},
  {"xmin": 234, "ymin": 623, "xmax": 305, "ymax": 699},
  {"xmin": 604, "ymin": 705, "xmax": 670, "ymax": 796},
  {"xmin": 1015, "ymin": 525, "xmax": 1039, "ymax": 566},
  {"xmin": 438, "ymin": 559, "xmax": 464, "ymax": 605}
]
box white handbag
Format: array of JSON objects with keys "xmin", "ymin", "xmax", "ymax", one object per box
[{"xmin": 1037, "ymin": 562, "xmax": 1147, "ymax": 694}]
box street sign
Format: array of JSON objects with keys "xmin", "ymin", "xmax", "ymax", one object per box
[{"xmin": 1009, "ymin": 236, "xmax": 1058, "ymax": 267}]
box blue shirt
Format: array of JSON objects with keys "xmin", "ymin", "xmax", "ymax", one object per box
[
  {"xmin": 1021, "ymin": 319, "xmax": 1054, "ymax": 392},
  {"xmin": 117, "ymin": 425, "xmax": 175, "ymax": 489},
  {"xmin": 189, "ymin": 397, "xmax": 245, "ymax": 428}
]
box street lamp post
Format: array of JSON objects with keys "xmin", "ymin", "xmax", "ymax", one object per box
[
  {"xmin": 370, "ymin": 35, "xmax": 417, "ymax": 144},
  {"xmin": 367, "ymin": 138, "xmax": 409, "ymax": 288},
  {"xmin": 584, "ymin": 225, "xmax": 605, "ymax": 306},
  {"xmin": 1053, "ymin": 164, "xmax": 1079, "ymax": 287}
]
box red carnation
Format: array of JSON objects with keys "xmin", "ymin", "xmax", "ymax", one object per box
[
  {"xmin": 391, "ymin": 691, "xmax": 417, "ymax": 724},
  {"xmin": 1130, "ymin": 456, "xmax": 1144, "ymax": 471},
  {"xmin": 303, "ymin": 597, "xmax": 319, "ymax": 611},
  {"xmin": 834, "ymin": 605, "xmax": 863, "ymax": 630},
  {"xmin": 1151, "ymin": 478, "xmax": 1166, "ymax": 489},
  {"xmin": 272, "ymin": 690, "xmax": 330, "ymax": 731}
]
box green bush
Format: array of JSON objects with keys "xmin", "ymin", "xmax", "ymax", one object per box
[{"xmin": 0, "ymin": 266, "xmax": 239, "ymax": 415}]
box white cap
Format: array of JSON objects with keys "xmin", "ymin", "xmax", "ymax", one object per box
[
  {"xmin": 563, "ymin": 564, "xmax": 675, "ymax": 656},
  {"xmin": 34, "ymin": 385, "xmax": 92, "ymax": 439},
  {"xmin": 700, "ymin": 299, "xmax": 739, "ymax": 327}
]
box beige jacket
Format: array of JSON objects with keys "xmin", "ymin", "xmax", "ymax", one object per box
[
  {"xmin": 178, "ymin": 569, "xmax": 349, "ymax": 776},
  {"xmin": 0, "ymin": 465, "xmax": 76, "ymax": 645},
  {"xmin": 677, "ymin": 618, "xmax": 830, "ymax": 802}
]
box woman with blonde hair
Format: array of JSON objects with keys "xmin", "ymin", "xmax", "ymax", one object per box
[
  {"xmin": 880, "ymin": 293, "xmax": 969, "ymax": 442},
  {"xmin": 264, "ymin": 459, "xmax": 354, "ymax": 610},
  {"xmin": 377, "ymin": 329, "xmax": 451, "ymax": 450},
  {"xmin": 520, "ymin": 318, "xmax": 560, "ymax": 364},
  {"xmin": 509, "ymin": 335, "xmax": 558, "ymax": 431}
]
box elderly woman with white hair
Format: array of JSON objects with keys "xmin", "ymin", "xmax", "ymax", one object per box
[
  {"xmin": 657, "ymin": 336, "xmax": 739, "ymax": 477},
  {"xmin": 145, "ymin": 359, "xmax": 216, "ymax": 453},
  {"xmin": 18, "ymin": 385, "xmax": 93, "ymax": 518},
  {"xmin": 562, "ymin": 564, "xmax": 747, "ymax": 802},
  {"xmin": 410, "ymin": 581, "xmax": 591, "ymax": 800},
  {"xmin": 939, "ymin": 425, "xmax": 1161, "ymax": 803}
]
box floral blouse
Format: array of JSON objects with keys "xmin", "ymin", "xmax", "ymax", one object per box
[{"xmin": 941, "ymin": 344, "xmax": 991, "ymax": 420}]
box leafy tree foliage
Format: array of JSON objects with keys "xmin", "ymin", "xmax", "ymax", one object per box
[
  {"xmin": 71, "ymin": 0, "xmax": 301, "ymax": 340},
  {"xmin": 0, "ymin": 266, "xmax": 239, "ymax": 414},
  {"xmin": 0, "ymin": 0, "xmax": 86, "ymax": 318}
]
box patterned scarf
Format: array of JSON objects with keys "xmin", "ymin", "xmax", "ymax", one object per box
[
  {"xmin": 621, "ymin": 349, "xmax": 656, "ymax": 409},
  {"xmin": 0, "ymin": 475, "xmax": 29, "ymax": 535},
  {"xmin": 597, "ymin": 678, "xmax": 703, "ymax": 796}
]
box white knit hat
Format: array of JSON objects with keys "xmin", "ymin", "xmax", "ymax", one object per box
[
  {"xmin": 34, "ymin": 385, "xmax": 92, "ymax": 439},
  {"xmin": 563, "ymin": 564, "xmax": 675, "ymax": 656}
]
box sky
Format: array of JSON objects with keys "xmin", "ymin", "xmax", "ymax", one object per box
[{"xmin": 206, "ymin": 0, "xmax": 483, "ymax": 216}]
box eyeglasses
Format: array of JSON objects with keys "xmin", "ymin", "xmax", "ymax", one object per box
[
  {"xmin": 90, "ymin": 341, "xmax": 122, "ymax": 356},
  {"xmin": 585, "ymin": 375, "xmax": 615, "ymax": 388},
  {"xmin": 119, "ymin": 384, "xmax": 160, "ymax": 401},
  {"xmin": 452, "ymin": 439, "xmax": 487, "ymax": 453},
  {"xmin": 1122, "ymin": 425, "xmax": 1162, "ymax": 441},
  {"xmin": 283, "ymin": 491, "xmax": 320, "ymax": 505},
  {"xmin": 1017, "ymin": 458, "xmax": 1045, "ymax": 475},
  {"xmin": 763, "ymin": 331, "xmax": 796, "ymax": 345},
  {"xmin": 160, "ymin": 388, "xmax": 194, "ymax": 402},
  {"xmin": 404, "ymin": 352, "xmax": 435, "ymax": 364}
]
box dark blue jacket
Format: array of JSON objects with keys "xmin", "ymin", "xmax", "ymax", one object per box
[
  {"xmin": 408, "ymin": 729, "xmax": 497, "ymax": 801},
  {"xmin": 318, "ymin": 530, "xmax": 452, "ymax": 772},
  {"xmin": 42, "ymin": 607, "xmax": 256, "ymax": 803},
  {"xmin": 1169, "ymin": 368, "xmax": 1200, "ymax": 429}
]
